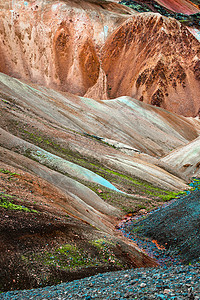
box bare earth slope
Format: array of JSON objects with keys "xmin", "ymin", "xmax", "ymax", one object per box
[
  {"xmin": 161, "ymin": 136, "xmax": 200, "ymax": 178},
  {"xmin": 0, "ymin": 72, "xmax": 198, "ymax": 185},
  {"xmin": 0, "ymin": 160, "xmax": 158, "ymax": 292}
]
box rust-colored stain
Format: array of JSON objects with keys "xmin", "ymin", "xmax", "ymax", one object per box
[
  {"xmin": 79, "ymin": 39, "xmax": 100, "ymax": 92},
  {"xmin": 156, "ymin": 0, "xmax": 200, "ymax": 14},
  {"xmin": 152, "ymin": 240, "xmax": 166, "ymax": 250}
]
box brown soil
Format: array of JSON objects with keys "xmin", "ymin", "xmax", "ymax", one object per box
[{"xmin": 0, "ymin": 163, "xmax": 156, "ymax": 292}]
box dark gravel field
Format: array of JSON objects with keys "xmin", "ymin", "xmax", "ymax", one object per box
[
  {"xmin": 1, "ymin": 263, "xmax": 200, "ymax": 299},
  {"xmin": 120, "ymin": 179, "xmax": 200, "ymax": 264}
]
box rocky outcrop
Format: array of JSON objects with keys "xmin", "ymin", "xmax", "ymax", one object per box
[
  {"xmin": 120, "ymin": 0, "xmax": 200, "ymax": 27},
  {"xmin": 0, "ymin": 0, "xmax": 133, "ymax": 95},
  {"xmin": 99, "ymin": 13, "xmax": 200, "ymax": 116}
]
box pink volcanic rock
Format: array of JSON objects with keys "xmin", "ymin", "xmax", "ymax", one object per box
[{"xmin": 155, "ymin": 0, "xmax": 199, "ymax": 14}]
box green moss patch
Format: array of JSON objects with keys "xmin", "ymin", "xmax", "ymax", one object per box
[
  {"xmin": 8, "ymin": 126, "xmax": 186, "ymax": 213},
  {"xmin": 0, "ymin": 168, "xmax": 20, "ymax": 178},
  {"xmin": 25, "ymin": 240, "xmax": 122, "ymax": 273},
  {"xmin": 0, "ymin": 192, "xmax": 37, "ymax": 213}
]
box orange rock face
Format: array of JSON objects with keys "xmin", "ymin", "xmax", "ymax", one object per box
[
  {"xmin": 155, "ymin": 0, "xmax": 200, "ymax": 14},
  {"xmin": 0, "ymin": 0, "xmax": 133, "ymax": 95},
  {"xmin": 0, "ymin": 1, "xmax": 200, "ymax": 116},
  {"xmin": 100, "ymin": 13, "xmax": 200, "ymax": 116}
]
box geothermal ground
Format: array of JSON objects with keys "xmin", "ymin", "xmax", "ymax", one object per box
[{"xmin": 0, "ymin": 0, "xmax": 200, "ymax": 299}]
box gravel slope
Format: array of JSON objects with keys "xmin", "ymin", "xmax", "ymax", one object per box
[
  {"xmin": 1, "ymin": 264, "xmax": 200, "ymax": 299},
  {"xmin": 121, "ymin": 184, "xmax": 200, "ymax": 264}
]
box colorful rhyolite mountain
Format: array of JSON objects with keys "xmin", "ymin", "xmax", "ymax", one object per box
[{"xmin": 0, "ymin": 0, "xmax": 200, "ymax": 292}]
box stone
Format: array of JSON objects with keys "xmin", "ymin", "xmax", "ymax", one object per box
[
  {"xmin": 164, "ymin": 289, "xmax": 173, "ymax": 294},
  {"xmin": 140, "ymin": 283, "xmax": 147, "ymax": 287}
]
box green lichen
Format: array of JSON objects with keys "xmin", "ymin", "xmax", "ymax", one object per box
[
  {"xmin": 0, "ymin": 99, "xmax": 9, "ymax": 104},
  {"xmin": 30, "ymin": 244, "xmax": 90, "ymax": 270},
  {"xmin": 29, "ymin": 241, "xmax": 121, "ymax": 271},
  {"xmin": 0, "ymin": 169, "xmax": 20, "ymax": 176},
  {"xmin": 132, "ymin": 225, "xmax": 144, "ymax": 233},
  {"xmin": 19, "ymin": 128, "xmax": 186, "ymax": 212},
  {"xmin": 90, "ymin": 239, "xmax": 115, "ymax": 248},
  {"xmin": 23, "ymin": 130, "xmax": 51, "ymax": 145},
  {"xmin": 0, "ymin": 192, "xmax": 37, "ymax": 213},
  {"xmin": 90, "ymin": 239, "xmax": 121, "ymax": 265}
]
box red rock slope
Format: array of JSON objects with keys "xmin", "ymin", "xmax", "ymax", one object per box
[
  {"xmin": 0, "ymin": 1, "xmax": 199, "ymax": 117},
  {"xmin": 156, "ymin": 0, "xmax": 200, "ymax": 14},
  {"xmin": 98, "ymin": 13, "xmax": 200, "ymax": 117},
  {"xmin": 0, "ymin": 0, "xmax": 134, "ymax": 95}
]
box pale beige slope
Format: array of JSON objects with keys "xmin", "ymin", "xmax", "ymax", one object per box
[
  {"xmin": 186, "ymin": 116, "xmax": 200, "ymax": 134},
  {"xmin": 101, "ymin": 154, "xmax": 188, "ymax": 190},
  {"xmin": 0, "ymin": 146, "xmax": 120, "ymax": 232},
  {"xmin": 0, "ymin": 72, "xmax": 198, "ymax": 158},
  {"xmin": 0, "ymin": 127, "xmax": 124, "ymax": 194},
  {"xmin": 0, "ymin": 125, "xmax": 188, "ymax": 195},
  {"xmin": 0, "ymin": 72, "xmax": 195, "ymax": 190},
  {"xmin": 161, "ymin": 136, "xmax": 200, "ymax": 178}
]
